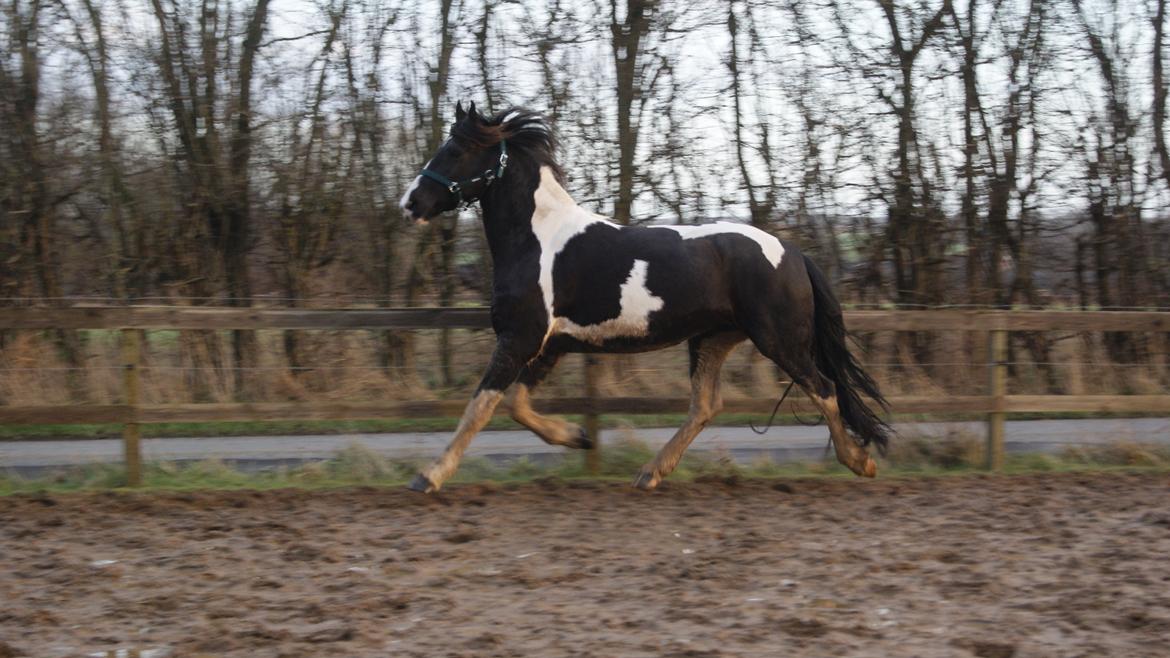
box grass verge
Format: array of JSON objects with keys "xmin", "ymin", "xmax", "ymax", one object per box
[
  {"xmin": 4, "ymin": 411, "xmax": 1168, "ymax": 441},
  {"xmin": 0, "ymin": 415, "xmax": 764, "ymax": 441},
  {"xmin": 3, "ymin": 434, "xmax": 1168, "ymax": 494}
]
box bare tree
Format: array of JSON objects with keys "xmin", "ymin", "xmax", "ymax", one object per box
[
  {"xmin": 726, "ymin": 0, "xmax": 777, "ymax": 228},
  {"xmin": 874, "ymin": 0, "xmax": 952, "ymax": 310},
  {"xmin": 0, "ymin": 0, "xmax": 89, "ymax": 395},
  {"xmin": 272, "ymin": 3, "xmax": 345, "ymax": 372},
  {"xmin": 610, "ymin": 0, "xmax": 658, "ymax": 225},
  {"xmin": 147, "ymin": 0, "xmax": 271, "ymax": 396}
]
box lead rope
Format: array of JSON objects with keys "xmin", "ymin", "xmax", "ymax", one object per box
[{"xmin": 749, "ymin": 380, "xmax": 824, "ymax": 435}]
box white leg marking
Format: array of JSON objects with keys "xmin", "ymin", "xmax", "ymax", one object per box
[{"xmin": 421, "ymin": 388, "xmax": 505, "ymax": 489}]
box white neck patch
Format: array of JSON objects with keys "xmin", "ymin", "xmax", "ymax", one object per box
[{"xmin": 529, "ymin": 168, "xmax": 616, "ymax": 321}]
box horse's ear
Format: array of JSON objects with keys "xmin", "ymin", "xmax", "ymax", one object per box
[
  {"xmin": 467, "ymin": 101, "xmax": 480, "ymax": 124},
  {"xmin": 455, "ymin": 101, "xmax": 466, "ymax": 122}
]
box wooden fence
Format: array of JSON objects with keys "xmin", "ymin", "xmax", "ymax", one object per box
[{"xmin": 2, "ymin": 306, "xmax": 1169, "ymax": 485}]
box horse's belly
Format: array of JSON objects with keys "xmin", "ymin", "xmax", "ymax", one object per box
[
  {"xmin": 551, "ymin": 303, "xmax": 733, "ymax": 351},
  {"xmin": 554, "ymin": 315, "xmax": 652, "ymax": 344}
]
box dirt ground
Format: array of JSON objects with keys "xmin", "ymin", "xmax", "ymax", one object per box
[{"xmin": 2, "ymin": 473, "xmax": 1169, "ymax": 658}]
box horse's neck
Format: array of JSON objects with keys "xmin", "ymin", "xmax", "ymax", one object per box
[
  {"xmin": 482, "ymin": 166, "xmax": 597, "ymax": 273},
  {"xmin": 530, "ymin": 167, "xmax": 597, "ymax": 239}
]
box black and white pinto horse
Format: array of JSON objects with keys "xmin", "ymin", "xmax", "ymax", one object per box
[{"xmin": 399, "ymin": 103, "xmax": 890, "ymax": 493}]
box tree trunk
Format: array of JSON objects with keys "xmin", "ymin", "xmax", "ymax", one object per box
[{"xmin": 610, "ymin": 0, "xmax": 656, "ymax": 225}]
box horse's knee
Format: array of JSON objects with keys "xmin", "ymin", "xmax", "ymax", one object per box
[
  {"xmin": 709, "ymin": 394, "xmax": 724, "ymax": 418},
  {"xmin": 509, "ymin": 384, "xmax": 535, "ymax": 422},
  {"xmin": 692, "ymin": 393, "xmax": 722, "ymax": 424}
]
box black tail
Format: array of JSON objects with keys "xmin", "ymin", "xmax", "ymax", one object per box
[{"xmin": 803, "ymin": 254, "xmax": 892, "ymax": 453}]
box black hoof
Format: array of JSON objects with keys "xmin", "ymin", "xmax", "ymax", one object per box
[
  {"xmin": 632, "ymin": 470, "xmax": 658, "ymax": 491},
  {"xmin": 407, "ymin": 473, "xmax": 437, "ymax": 493},
  {"xmin": 570, "ymin": 426, "xmax": 595, "ymax": 450}
]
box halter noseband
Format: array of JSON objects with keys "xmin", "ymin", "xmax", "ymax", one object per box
[{"xmin": 418, "ymin": 140, "xmax": 508, "ymax": 209}]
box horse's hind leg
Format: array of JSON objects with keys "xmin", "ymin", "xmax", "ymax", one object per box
[
  {"xmin": 746, "ymin": 323, "xmax": 876, "ymax": 478},
  {"xmin": 509, "ymin": 349, "xmax": 593, "ymax": 450},
  {"xmin": 634, "ymin": 331, "xmax": 745, "ymax": 490},
  {"xmin": 803, "ymin": 380, "xmax": 876, "ymax": 478}
]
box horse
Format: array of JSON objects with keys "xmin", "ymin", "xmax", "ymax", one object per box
[{"xmin": 399, "ymin": 102, "xmax": 890, "ymax": 493}]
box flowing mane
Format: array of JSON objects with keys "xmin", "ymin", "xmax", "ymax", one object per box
[{"xmin": 452, "ymin": 108, "xmax": 566, "ymax": 183}]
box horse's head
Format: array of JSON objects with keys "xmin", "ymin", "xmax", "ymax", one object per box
[{"xmin": 399, "ymin": 101, "xmax": 509, "ymax": 224}]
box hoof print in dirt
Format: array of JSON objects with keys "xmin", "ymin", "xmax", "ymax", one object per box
[
  {"xmin": 407, "ymin": 474, "xmax": 437, "ymax": 494},
  {"xmin": 950, "ymin": 639, "xmax": 1017, "ymax": 658},
  {"xmin": 777, "ymin": 617, "xmax": 829, "ymax": 638},
  {"xmin": 300, "ymin": 620, "xmax": 355, "ymax": 644},
  {"xmin": 443, "ymin": 529, "xmax": 482, "ymax": 544}
]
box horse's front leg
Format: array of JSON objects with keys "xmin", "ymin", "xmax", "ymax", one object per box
[
  {"xmin": 408, "ymin": 340, "xmax": 531, "ymax": 493},
  {"xmin": 508, "ymin": 346, "xmax": 593, "ymax": 450}
]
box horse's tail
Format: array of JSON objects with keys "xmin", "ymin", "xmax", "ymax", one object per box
[{"xmin": 803, "ymin": 254, "xmax": 892, "ymax": 453}]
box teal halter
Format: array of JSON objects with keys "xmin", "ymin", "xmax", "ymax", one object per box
[{"xmin": 419, "ymin": 140, "xmax": 508, "ymax": 209}]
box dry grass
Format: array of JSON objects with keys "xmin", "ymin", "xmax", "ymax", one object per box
[
  {"xmin": 1, "ymin": 327, "xmax": 1167, "ymax": 407},
  {"xmin": 4, "ymin": 435, "xmax": 1169, "ymax": 494},
  {"xmin": 1058, "ymin": 441, "xmax": 1170, "ymax": 467},
  {"xmin": 883, "ymin": 429, "xmax": 986, "ymax": 470}
]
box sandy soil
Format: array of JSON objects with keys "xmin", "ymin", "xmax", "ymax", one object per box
[{"xmin": 2, "ymin": 472, "xmax": 1169, "ymax": 658}]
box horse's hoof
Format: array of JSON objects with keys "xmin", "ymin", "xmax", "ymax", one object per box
[
  {"xmin": 847, "ymin": 457, "xmax": 877, "ymax": 478},
  {"xmin": 633, "ymin": 470, "xmax": 659, "ymax": 491},
  {"xmin": 407, "ymin": 473, "xmax": 437, "ymax": 493},
  {"xmin": 569, "ymin": 426, "xmax": 594, "ymax": 450}
]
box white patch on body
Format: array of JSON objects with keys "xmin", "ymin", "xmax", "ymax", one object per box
[
  {"xmin": 558, "ymin": 260, "xmax": 663, "ymax": 344},
  {"xmin": 648, "ymin": 222, "xmax": 785, "ymax": 268},
  {"xmin": 529, "ymin": 169, "xmax": 776, "ymax": 345},
  {"xmin": 530, "ymin": 168, "xmax": 663, "ymax": 344},
  {"xmin": 530, "ymin": 168, "xmax": 614, "ymax": 317}
]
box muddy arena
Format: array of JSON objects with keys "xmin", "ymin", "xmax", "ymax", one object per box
[{"xmin": 2, "ymin": 472, "xmax": 1169, "ymax": 657}]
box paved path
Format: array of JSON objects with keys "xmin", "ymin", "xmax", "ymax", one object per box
[{"xmin": 2, "ymin": 418, "xmax": 1168, "ymax": 475}]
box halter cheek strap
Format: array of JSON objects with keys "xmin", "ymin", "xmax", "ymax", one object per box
[{"xmin": 419, "ymin": 140, "xmax": 508, "ymax": 209}]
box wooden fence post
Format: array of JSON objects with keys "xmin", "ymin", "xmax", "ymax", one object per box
[
  {"xmin": 121, "ymin": 329, "xmax": 143, "ymax": 487},
  {"xmin": 583, "ymin": 354, "xmax": 601, "ymax": 475},
  {"xmin": 986, "ymin": 328, "xmax": 1008, "ymax": 471}
]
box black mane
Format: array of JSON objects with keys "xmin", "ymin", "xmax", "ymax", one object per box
[{"xmin": 453, "ymin": 108, "xmax": 565, "ymax": 183}]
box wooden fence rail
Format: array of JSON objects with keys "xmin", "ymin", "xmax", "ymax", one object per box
[
  {"xmin": 2, "ymin": 306, "xmax": 1169, "ymax": 485},
  {"xmin": 4, "ymin": 306, "xmax": 1170, "ymax": 331}
]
